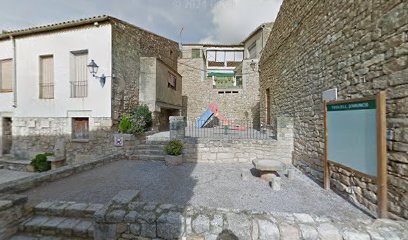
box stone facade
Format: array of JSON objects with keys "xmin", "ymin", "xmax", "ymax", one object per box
[
  {"xmin": 179, "ymin": 47, "xmax": 261, "ymax": 124},
  {"xmin": 1, "ymin": 17, "xmax": 181, "ymax": 162},
  {"xmin": 259, "ymin": 0, "xmax": 408, "ymax": 219},
  {"xmin": 94, "ymin": 191, "xmax": 408, "ymax": 240},
  {"xmin": 8, "ymin": 117, "xmax": 143, "ymax": 164},
  {"xmin": 111, "ymin": 19, "xmax": 180, "ymax": 125}
]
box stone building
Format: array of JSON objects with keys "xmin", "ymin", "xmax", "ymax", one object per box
[
  {"xmin": 259, "ymin": 0, "xmax": 408, "ymax": 219},
  {"xmin": 0, "ymin": 15, "xmax": 181, "ymax": 162},
  {"xmin": 179, "ymin": 23, "xmax": 273, "ymax": 125}
]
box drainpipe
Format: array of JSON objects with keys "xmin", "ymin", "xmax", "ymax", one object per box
[{"xmin": 10, "ymin": 35, "xmax": 17, "ymax": 108}]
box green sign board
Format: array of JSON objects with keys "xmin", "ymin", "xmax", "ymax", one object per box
[
  {"xmin": 327, "ymin": 100, "xmax": 376, "ymax": 112},
  {"xmin": 326, "ymin": 99, "xmax": 378, "ymax": 177}
]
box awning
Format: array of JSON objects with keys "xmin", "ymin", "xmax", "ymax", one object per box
[{"xmin": 207, "ymin": 72, "xmax": 235, "ymax": 77}]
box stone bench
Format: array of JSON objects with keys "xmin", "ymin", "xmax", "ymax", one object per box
[{"xmin": 252, "ymin": 159, "xmax": 287, "ymax": 182}]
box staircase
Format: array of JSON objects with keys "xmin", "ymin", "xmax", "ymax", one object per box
[
  {"xmin": 131, "ymin": 140, "xmax": 168, "ymax": 161},
  {"xmin": 9, "ymin": 201, "xmax": 103, "ymax": 240}
]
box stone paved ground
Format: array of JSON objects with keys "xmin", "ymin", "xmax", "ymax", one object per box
[
  {"xmin": 0, "ymin": 169, "xmax": 35, "ymax": 185},
  {"xmin": 23, "ymin": 160, "xmax": 371, "ymax": 221}
]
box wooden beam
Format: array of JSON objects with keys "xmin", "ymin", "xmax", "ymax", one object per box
[
  {"xmin": 377, "ymin": 91, "xmax": 388, "ymax": 218},
  {"xmin": 323, "ymin": 101, "xmax": 330, "ymax": 190}
]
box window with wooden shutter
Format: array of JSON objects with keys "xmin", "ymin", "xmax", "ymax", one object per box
[
  {"xmin": 0, "ymin": 59, "xmax": 12, "ymax": 92},
  {"xmin": 39, "ymin": 55, "xmax": 54, "ymax": 99},
  {"xmin": 71, "ymin": 51, "xmax": 88, "ymax": 98},
  {"xmin": 72, "ymin": 118, "xmax": 89, "ymax": 140}
]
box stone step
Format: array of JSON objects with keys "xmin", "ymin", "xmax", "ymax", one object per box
[
  {"xmin": 18, "ymin": 215, "xmax": 93, "ymax": 239},
  {"xmin": 133, "ymin": 149, "xmax": 165, "ymax": 155},
  {"xmin": 34, "ymin": 201, "xmax": 104, "ymax": 219},
  {"xmin": 137, "ymin": 144, "xmax": 166, "ymax": 149},
  {"xmin": 136, "ymin": 155, "xmax": 165, "ymax": 161},
  {"xmin": 0, "ymin": 159, "xmax": 34, "ymax": 172},
  {"xmin": 9, "ymin": 233, "xmax": 88, "ymax": 240}
]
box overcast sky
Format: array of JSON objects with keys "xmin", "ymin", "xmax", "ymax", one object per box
[{"xmin": 0, "ymin": 0, "xmax": 282, "ymax": 44}]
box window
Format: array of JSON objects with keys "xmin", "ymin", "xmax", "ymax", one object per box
[
  {"xmin": 71, "ymin": 51, "xmax": 88, "ymax": 98},
  {"xmin": 39, "ymin": 55, "xmax": 54, "ymax": 99},
  {"xmin": 168, "ymin": 71, "xmax": 177, "ymax": 90},
  {"xmin": 248, "ymin": 42, "xmax": 257, "ymax": 59},
  {"xmin": 0, "ymin": 59, "xmax": 12, "ymax": 92},
  {"xmin": 191, "ymin": 49, "xmax": 201, "ymax": 58},
  {"xmin": 72, "ymin": 118, "xmax": 89, "ymax": 140}
]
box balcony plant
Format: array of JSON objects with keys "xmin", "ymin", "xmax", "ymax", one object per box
[{"xmin": 164, "ymin": 140, "xmax": 184, "ymax": 166}]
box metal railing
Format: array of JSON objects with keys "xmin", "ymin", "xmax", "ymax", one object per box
[
  {"xmin": 70, "ymin": 81, "xmax": 88, "ymax": 98},
  {"xmin": 39, "ymin": 83, "xmax": 54, "ymax": 99},
  {"xmin": 185, "ymin": 118, "xmax": 274, "ymax": 139}
]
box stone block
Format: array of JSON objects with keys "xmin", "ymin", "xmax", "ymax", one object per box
[
  {"xmin": 317, "ymin": 223, "xmax": 342, "ymax": 240},
  {"xmin": 111, "ymin": 190, "xmax": 140, "ymax": 205},
  {"xmin": 94, "ymin": 223, "xmax": 117, "ymax": 240},
  {"xmin": 192, "ymin": 215, "xmax": 210, "ymax": 234},
  {"xmin": 165, "ymin": 155, "xmax": 183, "ymax": 166},
  {"xmin": 141, "ymin": 222, "xmax": 157, "ymax": 238},
  {"xmin": 225, "ymin": 213, "xmax": 251, "ymax": 239},
  {"xmin": 271, "ymin": 176, "xmax": 281, "ymax": 191},
  {"xmin": 0, "ymin": 200, "xmax": 13, "ymax": 211},
  {"xmin": 299, "ymin": 224, "xmax": 318, "ymax": 240},
  {"xmin": 256, "ymin": 219, "xmax": 280, "ymax": 240},
  {"xmin": 106, "ymin": 210, "xmax": 127, "ymax": 223},
  {"xmin": 287, "ymin": 168, "xmax": 295, "ymax": 180}
]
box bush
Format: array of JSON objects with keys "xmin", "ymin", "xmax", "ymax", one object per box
[
  {"xmin": 118, "ymin": 115, "xmax": 133, "ymax": 134},
  {"xmin": 164, "ymin": 140, "xmax": 184, "ymax": 156},
  {"xmin": 130, "ymin": 104, "xmax": 152, "ymax": 135},
  {"xmin": 31, "ymin": 153, "xmax": 51, "ymax": 172}
]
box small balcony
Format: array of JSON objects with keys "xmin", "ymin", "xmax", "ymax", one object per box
[{"xmin": 209, "ymin": 74, "xmax": 243, "ymax": 89}]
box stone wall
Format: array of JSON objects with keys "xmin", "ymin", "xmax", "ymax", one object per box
[
  {"xmin": 259, "ymin": 0, "xmax": 408, "ymax": 219},
  {"xmin": 183, "ymin": 138, "xmax": 292, "ymax": 165},
  {"xmin": 94, "ymin": 190, "xmax": 408, "ymax": 240},
  {"xmin": 111, "ymin": 19, "xmax": 180, "ymax": 125},
  {"xmin": 10, "ymin": 117, "xmax": 140, "ymax": 164},
  {"xmin": 181, "ymin": 116, "xmax": 293, "ymax": 164},
  {"xmin": 0, "ymin": 194, "xmax": 28, "ymax": 239},
  {"xmin": 179, "ymin": 51, "xmax": 261, "ymax": 123}
]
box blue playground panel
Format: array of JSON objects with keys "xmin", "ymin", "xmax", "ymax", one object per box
[{"xmin": 196, "ymin": 108, "xmax": 214, "ymax": 128}]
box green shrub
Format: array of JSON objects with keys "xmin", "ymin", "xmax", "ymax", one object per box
[
  {"xmin": 31, "ymin": 153, "xmax": 51, "ymax": 172},
  {"xmin": 164, "ymin": 140, "xmax": 184, "ymax": 156},
  {"xmin": 130, "ymin": 104, "xmax": 152, "ymax": 135},
  {"xmin": 119, "ymin": 115, "xmax": 133, "ymax": 133}
]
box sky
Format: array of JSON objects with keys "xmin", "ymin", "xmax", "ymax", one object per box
[{"xmin": 0, "ymin": 0, "xmax": 283, "ymax": 44}]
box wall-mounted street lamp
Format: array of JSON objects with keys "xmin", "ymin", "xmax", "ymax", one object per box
[
  {"xmin": 87, "ymin": 59, "xmax": 113, "ymax": 87},
  {"xmin": 250, "ymin": 60, "xmax": 257, "ymax": 71}
]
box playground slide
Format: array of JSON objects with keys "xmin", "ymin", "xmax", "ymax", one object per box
[
  {"xmin": 195, "ymin": 108, "xmax": 214, "ymax": 128},
  {"xmin": 196, "ymin": 103, "xmax": 245, "ymax": 131}
]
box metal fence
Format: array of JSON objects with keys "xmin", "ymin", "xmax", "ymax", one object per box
[
  {"xmin": 185, "ymin": 119, "xmax": 275, "ymax": 139},
  {"xmin": 70, "ymin": 81, "xmax": 88, "ymax": 98},
  {"xmin": 39, "ymin": 83, "xmax": 54, "ymax": 99}
]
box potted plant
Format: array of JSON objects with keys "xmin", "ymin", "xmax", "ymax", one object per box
[{"xmin": 164, "ymin": 140, "xmax": 184, "ymax": 166}]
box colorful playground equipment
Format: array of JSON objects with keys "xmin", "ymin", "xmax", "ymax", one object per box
[{"xmin": 196, "ymin": 103, "xmax": 245, "ymax": 131}]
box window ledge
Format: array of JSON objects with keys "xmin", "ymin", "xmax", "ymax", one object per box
[
  {"xmin": 71, "ymin": 139, "xmax": 90, "ymax": 143},
  {"xmin": 0, "ymin": 90, "xmax": 13, "ymax": 93}
]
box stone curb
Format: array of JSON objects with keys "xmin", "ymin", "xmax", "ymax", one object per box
[
  {"xmin": 0, "ymin": 154, "xmax": 120, "ymax": 194},
  {"xmin": 95, "ymin": 199, "xmax": 408, "ymax": 240}
]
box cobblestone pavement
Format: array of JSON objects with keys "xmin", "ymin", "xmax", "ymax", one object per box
[
  {"xmin": 0, "ymin": 169, "xmax": 35, "ymax": 185},
  {"xmin": 23, "ymin": 160, "xmax": 371, "ymax": 221}
]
